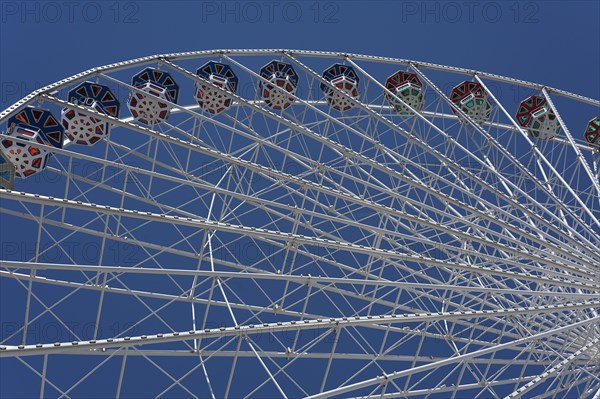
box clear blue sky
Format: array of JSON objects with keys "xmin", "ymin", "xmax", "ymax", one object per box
[
  {"xmin": 1, "ymin": 1, "xmax": 599, "ymax": 398},
  {"xmin": 1, "ymin": 0, "xmax": 599, "ymax": 108}
]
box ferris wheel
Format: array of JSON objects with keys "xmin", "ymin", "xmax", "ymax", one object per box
[{"xmin": 0, "ymin": 49, "xmax": 599, "ymax": 399}]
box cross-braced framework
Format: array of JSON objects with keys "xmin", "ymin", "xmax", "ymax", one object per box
[{"xmin": 0, "ymin": 50, "xmax": 599, "ymax": 399}]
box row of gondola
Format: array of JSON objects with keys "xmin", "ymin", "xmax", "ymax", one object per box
[{"xmin": 1, "ymin": 60, "xmax": 598, "ymax": 180}]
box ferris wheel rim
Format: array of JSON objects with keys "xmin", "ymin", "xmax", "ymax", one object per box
[{"xmin": 2, "ymin": 48, "xmax": 599, "ymax": 123}]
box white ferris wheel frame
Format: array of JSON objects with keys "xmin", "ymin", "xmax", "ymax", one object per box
[{"xmin": 0, "ymin": 49, "xmax": 598, "ymax": 399}]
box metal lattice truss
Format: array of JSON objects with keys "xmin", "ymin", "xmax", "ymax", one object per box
[{"xmin": 0, "ymin": 50, "xmax": 599, "ymax": 399}]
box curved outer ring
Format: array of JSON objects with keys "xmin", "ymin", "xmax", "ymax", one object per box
[{"xmin": 2, "ymin": 49, "xmax": 599, "ymax": 123}]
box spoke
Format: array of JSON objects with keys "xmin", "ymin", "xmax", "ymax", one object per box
[{"xmin": 306, "ymin": 315, "xmax": 600, "ymax": 399}]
